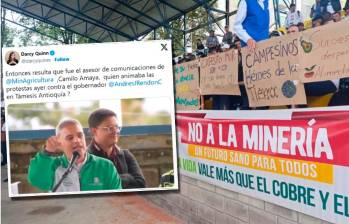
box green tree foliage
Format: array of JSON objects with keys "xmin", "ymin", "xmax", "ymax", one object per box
[
  {"xmin": 1, "ymin": 9, "xmax": 90, "ymax": 47},
  {"xmin": 121, "ymin": 99, "xmax": 171, "ymax": 126},
  {"xmin": 17, "ymin": 16, "xmax": 90, "ymax": 46},
  {"xmin": 145, "ymin": 111, "xmax": 171, "ymax": 125},
  {"xmin": 1, "ymin": 9, "xmax": 16, "ymax": 47},
  {"xmin": 7, "ymin": 102, "xmax": 99, "ymax": 130},
  {"xmin": 152, "ymin": 2, "xmax": 218, "ymax": 56}
]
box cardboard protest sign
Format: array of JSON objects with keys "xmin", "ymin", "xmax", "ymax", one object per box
[
  {"xmin": 199, "ymin": 49, "xmax": 240, "ymax": 95},
  {"xmin": 176, "ymin": 93, "xmax": 201, "ymax": 111},
  {"xmin": 241, "ymin": 34, "xmax": 306, "ymax": 107},
  {"xmin": 299, "ymin": 20, "xmax": 349, "ymax": 82},
  {"xmin": 174, "ymin": 60, "xmax": 200, "ymax": 110}
]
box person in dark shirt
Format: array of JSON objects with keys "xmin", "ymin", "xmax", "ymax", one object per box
[
  {"xmin": 196, "ymin": 39, "xmax": 206, "ymax": 57},
  {"xmin": 310, "ymin": 0, "xmax": 323, "ymax": 19},
  {"xmin": 88, "ymin": 108, "xmax": 146, "ymax": 189},
  {"xmin": 222, "ymin": 25, "xmax": 234, "ymax": 48},
  {"xmin": 196, "ymin": 39, "xmax": 205, "ymax": 50},
  {"xmin": 206, "ymin": 30, "xmax": 220, "ymax": 53}
]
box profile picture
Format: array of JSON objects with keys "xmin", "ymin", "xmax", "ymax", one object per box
[{"xmin": 5, "ymin": 51, "xmax": 20, "ymax": 66}]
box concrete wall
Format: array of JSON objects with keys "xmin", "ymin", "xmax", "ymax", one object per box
[
  {"xmin": 143, "ymin": 174, "xmax": 334, "ymax": 224},
  {"xmin": 9, "ymin": 132, "xmax": 173, "ymax": 193}
]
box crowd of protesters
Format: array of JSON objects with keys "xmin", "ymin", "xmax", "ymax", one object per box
[{"xmin": 174, "ymin": 0, "xmax": 349, "ymax": 110}]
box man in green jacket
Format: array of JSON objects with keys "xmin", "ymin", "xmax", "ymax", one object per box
[{"xmin": 27, "ymin": 118, "xmax": 122, "ymax": 192}]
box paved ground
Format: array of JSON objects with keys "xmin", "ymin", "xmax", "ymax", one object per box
[{"xmin": 1, "ymin": 166, "xmax": 184, "ymax": 224}]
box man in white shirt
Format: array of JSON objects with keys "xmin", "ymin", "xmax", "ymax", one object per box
[
  {"xmin": 233, "ymin": 0, "xmax": 270, "ymax": 50},
  {"xmin": 285, "ymin": 3, "xmax": 303, "ymax": 28}
]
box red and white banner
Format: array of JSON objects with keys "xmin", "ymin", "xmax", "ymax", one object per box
[{"xmin": 177, "ymin": 109, "xmax": 349, "ymax": 223}]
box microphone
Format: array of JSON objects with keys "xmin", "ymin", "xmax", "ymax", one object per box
[
  {"xmin": 52, "ymin": 150, "xmax": 81, "ymax": 192},
  {"xmin": 67, "ymin": 151, "xmax": 80, "ymax": 173}
]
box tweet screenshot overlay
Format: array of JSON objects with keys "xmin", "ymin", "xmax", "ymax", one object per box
[{"xmin": 2, "ymin": 40, "xmax": 178, "ymax": 197}]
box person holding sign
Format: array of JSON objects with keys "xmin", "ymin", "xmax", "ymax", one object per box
[
  {"xmin": 234, "ymin": 0, "xmax": 270, "ymax": 109},
  {"xmin": 27, "ymin": 118, "xmax": 122, "ymax": 192},
  {"xmin": 88, "ymin": 109, "xmax": 146, "ymax": 189},
  {"xmin": 234, "ymin": 0, "xmax": 270, "ymax": 50}
]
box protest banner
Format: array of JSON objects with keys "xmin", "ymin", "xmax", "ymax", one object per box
[
  {"xmin": 242, "ymin": 34, "xmax": 306, "ymax": 107},
  {"xmin": 2, "ymin": 40, "xmax": 178, "ymax": 197},
  {"xmin": 174, "ymin": 60, "xmax": 200, "ymax": 110},
  {"xmin": 177, "ymin": 109, "xmax": 349, "ymax": 224},
  {"xmin": 199, "ymin": 49, "xmax": 240, "ymax": 95},
  {"xmin": 299, "ymin": 20, "xmax": 349, "ymax": 82}
]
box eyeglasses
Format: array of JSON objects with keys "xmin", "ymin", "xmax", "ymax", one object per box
[{"xmin": 98, "ymin": 125, "xmax": 122, "ymax": 133}]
